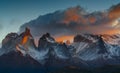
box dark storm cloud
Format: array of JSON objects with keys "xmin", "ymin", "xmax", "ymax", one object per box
[{"xmin": 19, "ymin": 3, "xmax": 120, "ymax": 37}]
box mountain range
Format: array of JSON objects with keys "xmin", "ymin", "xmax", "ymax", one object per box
[{"xmin": 0, "ymin": 27, "xmax": 120, "ymax": 73}]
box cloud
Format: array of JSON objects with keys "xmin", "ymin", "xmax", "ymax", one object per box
[
  {"xmin": 0, "ymin": 19, "xmax": 3, "ymax": 30},
  {"xmin": 10, "ymin": 18, "xmax": 22, "ymax": 25},
  {"xmin": 19, "ymin": 3, "xmax": 120, "ymax": 39},
  {"xmin": 108, "ymin": 3, "xmax": 120, "ymax": 20},
  {"xmin": 0, "ymin": 23, "xmax": 3, "ymax": 31}
]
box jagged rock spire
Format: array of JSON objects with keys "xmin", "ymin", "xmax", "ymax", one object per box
[{"xmin": 97, "ymin": 35, "xmax": 108, "ymax": 54}]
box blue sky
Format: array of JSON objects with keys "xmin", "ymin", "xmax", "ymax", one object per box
[{"xmin": 0, "ymin": 0, "xmax": 120, "ymax": 42}]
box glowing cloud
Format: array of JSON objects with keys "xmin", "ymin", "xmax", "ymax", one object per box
[
  {"xmin": 55, "ymin": 35, "xmax": 74, "ymax": 42},
  {"xmin": 19, "ymin": 3, "xmax": 120, "ymax": 41}
]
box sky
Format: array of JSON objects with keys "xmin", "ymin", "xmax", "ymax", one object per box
[{"xmin": 0, "ymin": 0, "xmax": 120, "ymax": 43}]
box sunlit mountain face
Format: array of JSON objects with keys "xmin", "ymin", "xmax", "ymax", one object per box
[{"xmin": 1, "ymin": 0, "xmax": 120, "ymax": 73}]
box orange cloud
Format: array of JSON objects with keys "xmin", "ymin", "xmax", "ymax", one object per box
[
  {"xmin": 89, "ymin": 17, "xmax": 96, "ymax": 24},
  {"xmin": 102, "ymin": 29, "xmax": 120, "ymax": 35},
  {"xmin": 63, "ymin": 6, "xmax": 86, "ymax": 24},
  {"xmin": 65, "ymin": 11, "xmax": 79, "ymax": 20},
  {"xmin": 64, "ymin": 9, "xmax": 79, "ymax": 24},
  {"xmin": 55, "ymin": 35, "xmax": 74, "ymax": 42},
  {"xmin": 109, "ymin": 4, "xmax": 120, "ymax": 20}
]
